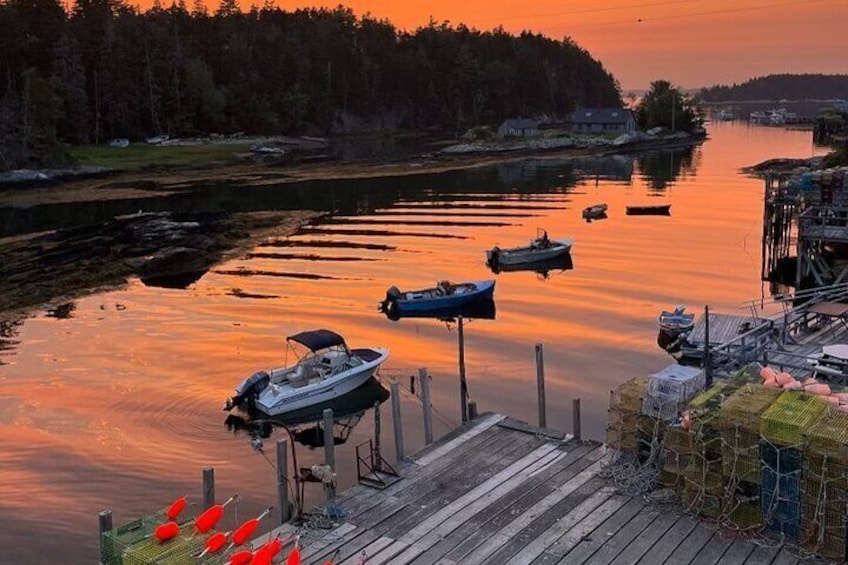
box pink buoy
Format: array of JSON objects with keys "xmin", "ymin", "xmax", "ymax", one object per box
[
  {"xmin": 760, "ymin": 367, "xmax": 778, "ymax": 382},
  {"xmin": 805, "ymin": 383, "xmax": 832, "ymax": 396},
  {"xmin": 783, "ymin": 379, "xmax": 803, "ymax": 390},
  {"xmin": 776, "ymin": 372, "xmax": 794, "ymax": 386}
]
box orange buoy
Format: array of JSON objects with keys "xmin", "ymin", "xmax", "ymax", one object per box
[
  {"xmin": 166, "ymin": 496, "xmax": 188, "ymax": 521},
  {"xmin": 232, "ymin": 507, "xmax": 272, "ymax": 546},
  {"xmin": 805, "ymin": 383, "xmax": 832, "ymax": 396},
  {"xmin": 760, "ymin": 367, "xmax": 777, "ymax": 382},
  {"xmin": 228, "ymin": 549, "xmax": 254, "ymax": 565},
  {"xmin": 776, "ymin": 372, "xmax": 794, "ymax": 386},
  {"xmin": 196, "ymin": 495, "xmax": 237, "ymax": 534},
  {"xmin": 155, "ymin": 521, "xmax": 179, "ymax": 543}
]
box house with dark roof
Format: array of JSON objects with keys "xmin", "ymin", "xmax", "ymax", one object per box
[
  {"xmin": 571, "ymin": 108, "xmax": 636, "ymax": 134},
  {"xmin": 497, "ymin": 118, "xmax": 539, "ymax": 139}
]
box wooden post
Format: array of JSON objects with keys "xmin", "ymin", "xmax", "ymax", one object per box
[
  {"xmin": 323, "ymin": 408, "xmax": 335, "ymax": 471},
  {"xmin": 419, "ymin": 367, "xmax": 433, "ymax": 444},
  {"xmin": 99, "ymin": 510, "xmax": 113, "ymax": 565},
  {"xmin": 458, "ymin": 315, "xmax": 468, "ymax": 423},
  {"xmin": 468, "ymin": 400, "xmax": 478, "ymax": 420},
  {"xmin": 391, "ymin": 381, "xmax": 405, "ymax": 462},
  {"xmin": 704, "ymin": 305, "xmax": 712, "ymax": 387},
  {"xmin": 373, "ymin": 400, "xmax": 382, "ymax": 470},
  {"xmin": 202, "ymin": 467, "xmax": 215, "ymax": 510},
  {"xmin": 572, "ymin": 398, "xmax": 582, "ymax": 440},
  {"xmin": 276, "ymin": 439, "xmax": 291, "ymax": 524},
  {"xmin": 535, "ymin": 343, "xmax": 547, "ymax": 428}
]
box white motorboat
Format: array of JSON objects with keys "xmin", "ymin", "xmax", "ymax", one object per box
[
  {"xmin": 486, "ymin": 231, "xmax": 573, "ymax": 269},
  {"xmin": 225, "ymin": 329, "xmax": 389, "ymax": 416}
]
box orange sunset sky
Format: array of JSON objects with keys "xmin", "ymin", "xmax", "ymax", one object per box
[{"xmin": 136, "ymin": 0, "xmax": 848, "ymax": 91}]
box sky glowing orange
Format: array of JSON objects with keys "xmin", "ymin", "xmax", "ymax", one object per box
[{"xmin": 134, "ymin": 0, "xmax": 848, "ymax": 90}]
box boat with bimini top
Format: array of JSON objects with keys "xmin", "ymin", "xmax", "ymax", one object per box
[{"xmin": 225, "ymin": 329, "xmax": 388, "ymax": 416}]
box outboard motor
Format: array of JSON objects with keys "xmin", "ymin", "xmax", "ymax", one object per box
[
  {"xmin": 488, "ymin": 246, "xmax": 501, "ymax": 272},
  {"xmin": 225, "ymin": 370, "xmax": 270, "ymax": 410},
  {"xmin": 379, "ymin": 286, "xmax": 402, "ymax": 315}
]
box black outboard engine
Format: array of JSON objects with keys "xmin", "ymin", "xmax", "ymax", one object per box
[
  {"xmin": 225, "ymin": 370, "xmax": 270, "ymax": 411},
  {"xmin": 379, "ymin": 286, "xmax": 402, "ymax": 317},
  {"xmin": 488, "ymin": 246, "xmax": 501, "ymax": 272}
]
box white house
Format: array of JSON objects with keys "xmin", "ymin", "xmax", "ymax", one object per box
[{"xmin": 497, "ymin": 119, "xmax": 539, "ymax": 139}]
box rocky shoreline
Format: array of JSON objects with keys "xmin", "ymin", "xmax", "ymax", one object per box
[{"xmin": 0, "ymin": 210, "xmax": 317, "ymax": 320}]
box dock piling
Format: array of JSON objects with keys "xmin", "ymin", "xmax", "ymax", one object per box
[
  {"xmin": 468, "ymin": 400, "xmax": 478, "ymax": 420},
  {"xmin": 373, "ymin": 400, "xmax": 382, "ymax": 470},
  {"xmin": 419, "ymin": 367, "xmax": 433, "ymax": 444},
  {"xmin": 202, "ymin": 467, "xmax": 215, "ymax": 510},
  {"xmin": 276, "ymin": 439, "xmax": 291, "ymax": 524},
  {"xmin": 458, "ymin": 315, "xmax": 468, "ymax": 423},
  {"xmin": 391, "ymin": 381, "xmax": 405, "ymax": 462},
  {"xmin": 573, "ymin": 398, "xmax": 582, "ymax": 440},
  {"xmin": 704, "ymin": 305, "xmax": 712, "ymax": 387},
  {"xmin": 535, "ymin": 343, "xmax": 547, "ymax": 428},
  {"xmin": 323, "ymin": 408, "xmax": 335, "ymax": 470},
  {"xmin": 98, "ymin": 510, "xmax": 113, "ymax": 565}
]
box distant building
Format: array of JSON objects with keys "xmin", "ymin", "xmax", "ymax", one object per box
[
  {"xmin": 571, "ymin": 108, "xmax": 636, "ymax": 134},
  {"xmin": 497, "ymin": 119, "xmax": 539, "ymax": 139}
]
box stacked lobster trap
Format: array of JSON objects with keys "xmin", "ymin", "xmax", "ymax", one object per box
[{"xmin": 606, "ymin": 362, "xmax": 848, "ymax": 561}]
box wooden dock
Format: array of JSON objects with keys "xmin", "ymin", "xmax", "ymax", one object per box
[{"xmin": 264, "ymin": 413, "xmax": 808, "ymax": 565}]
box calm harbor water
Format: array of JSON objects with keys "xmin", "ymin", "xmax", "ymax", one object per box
[{"xmin": 0, "ymin": 121, "xmax": 825, "ymax": 563}]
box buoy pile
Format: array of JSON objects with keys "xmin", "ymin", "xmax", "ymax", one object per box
[
  {"xmin": 101, "ymin": 494, "xmax": 325, "ymax": 565},
  {"xmin": 759, "ymin": 366, "xmax": 848, "ymax": 411}
]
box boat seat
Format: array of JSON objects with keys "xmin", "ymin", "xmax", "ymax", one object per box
[{"xmin": 289, "ymin": 364, "xmax": 317, "ymax": 388}]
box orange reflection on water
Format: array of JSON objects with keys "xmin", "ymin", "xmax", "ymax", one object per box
[{"xmin": 0, "ymin": 122, "xmax": 828, "ymax": 562}]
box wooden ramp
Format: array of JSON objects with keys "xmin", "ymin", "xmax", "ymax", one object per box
[
  {"xmin": 687, "ymin": 313, "xmax": 761, "ymax": 348},
  {"xmin": 262, "ymin": 414, "xmax": 808, "ymax": 565}
]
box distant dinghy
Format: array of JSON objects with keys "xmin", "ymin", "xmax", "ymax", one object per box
[
  {"xmin": 582, "ymin": 203, "xmax": 608, "ymax": 221},
  {"xmin": 626, "ymin": 204, "xmax": 671, "ymax": 216}
]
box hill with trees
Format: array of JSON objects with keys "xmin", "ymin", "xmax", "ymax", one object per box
[
  {"xmin": 0, "ymin": 0, "xmax": 621, "ymax": 170},
  {"xmin": 698, "ymin": 74, "xmax": 848, "ymax": 102}
]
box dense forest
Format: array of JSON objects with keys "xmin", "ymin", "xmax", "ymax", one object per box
[
  {"xmin": 0, "ymin": 0, "xmax": 621, "ymax": 170},
  {"xmin": 698, "ymin": 74, "xmax": 848, "ymax": 102}
]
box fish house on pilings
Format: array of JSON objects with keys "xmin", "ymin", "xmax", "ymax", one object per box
[{"xmin": 762, "ymin": 167, "xmax": 848, "ymax": 290}]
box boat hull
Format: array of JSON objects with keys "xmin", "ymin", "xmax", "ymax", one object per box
[
  {"xmin": 253, "ymin": 348, "xmax": 388, "ymax": 416},
  {"xmin": 394, "ymin": 280, "xmax": 495, "ymax": 314},
  {"xmin": 486, "ymin": 239, "xmax": 573, "ymax": 267},
  {"xmin": 626, "ymin": 205, "xmax": 671, "ymax": 216}
]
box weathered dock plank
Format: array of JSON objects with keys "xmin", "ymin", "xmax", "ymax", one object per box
[
  {"xmin": 409, "ymin": 444, "xmax": 602, "ymax": 564},
  {"xmin": 634, "ymin": 515, "xmax": 698, "ymax": 564},
  {"xmin": 259, "ymin": 413, "xmax": 814, "ymax": 565}
]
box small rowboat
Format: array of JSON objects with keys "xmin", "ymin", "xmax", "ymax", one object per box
[
  {"xmin": 582, "ymin": 203, "xmax": 608, "ymax": 220},
  {"xmin": 658, "ymin": 306, "xmax": 695, "ymax": 332},
  {"xmin": 626, "ymin": 204, "xmax": 671, "ymax": 216},
  {"xmin": 486, "ymin": 233, "xmax": 573, "ymax": 269},
  {"xmin": 379, "ymin": 280, "xmax": 495, "ymax": 317}
]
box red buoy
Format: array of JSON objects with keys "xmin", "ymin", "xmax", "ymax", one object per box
[
  {"xmin": 228, "ymin": 549, "xmax": 254, "ymax": 565},
  {"xmin": 195, "ymin": 495, "xmax": 236, "ymax": 534},
  {"xmin": 154, "ymin": 521, "xmax": 179, "ymax": 543},
  {"xmin": 197, "ymin": 531, "xmax": 229, "ymax": 558},
  {"xmin": 231, "ymin": 507, "xmax": 272, "ymax": 546},
  {"xmin": 285, "ymin": 545, "xmax": 301, "ymax": 565},
  {"xmin": 165, "ymin": 496, "xmax": 188, "ymax": 521}
]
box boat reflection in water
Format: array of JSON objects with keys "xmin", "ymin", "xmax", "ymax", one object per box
[
  {"xmin": 488, "ymin": 253, "xmax": 573, "ymax": 280},
  {"xmin": 380, "ymin": 296, "xmax": 496, "ymax": 322},
  {"xmin": 224, "ymin": 376, "xmax": 389, "ymax": 449}
]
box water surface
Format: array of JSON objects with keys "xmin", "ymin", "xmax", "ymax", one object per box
[{"xmin": 0, "ymin": 122, "xmax": 824, "ymax": 563}]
